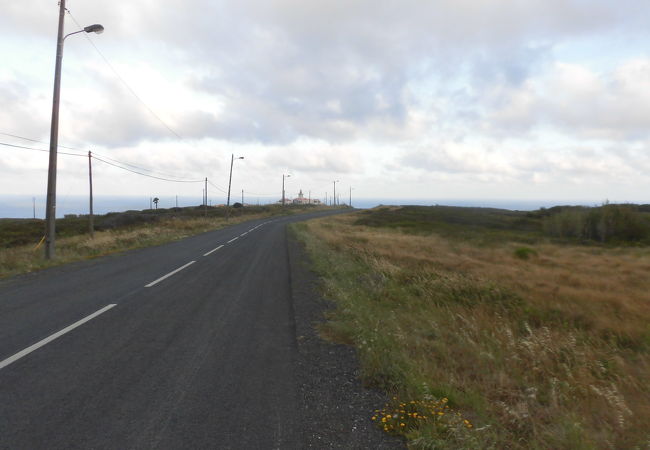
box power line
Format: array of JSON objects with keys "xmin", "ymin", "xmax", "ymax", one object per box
[
  {"xmin": 207, "ymin": 180, "xmax": 228, "ymax": 194},
  {"xmin": 91, "ymin": 151, "xmax": 199, "ymax": 180},
  {"xmin": 0, "ymin": 132, "xmax": 84, "ymax": 152},
  {"xmin": 1, "ymin": 130, "xmax": 203, "ymax": 181},
  {"xmin": 0, "ymin": 141, "xmax": 85, "ymax": 157},
  {"xmin": 66, "ymin": 10, "xmax": 184, "ymax": 141},
  {"xmin": 92, "ymin": 155, "xmax": 203, "ymax": 183}
]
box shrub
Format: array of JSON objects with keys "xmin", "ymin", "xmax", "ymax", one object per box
[{"xmin": 514, "ymin": 246, "xmax": 537, "ymax": 260}]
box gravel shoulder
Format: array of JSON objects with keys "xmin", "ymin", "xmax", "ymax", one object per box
[{"xmin": 287, "ymin": 230, "xmax": 404, "ymax": 449}]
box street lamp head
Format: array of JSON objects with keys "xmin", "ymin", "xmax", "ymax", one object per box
[
  {"xmin": 84, "ymin": 24, "xmax": 104, "ymax": 34},
  {"xmin": 238, "ymin": 157, "xmax": 244, "ymax": 160}
]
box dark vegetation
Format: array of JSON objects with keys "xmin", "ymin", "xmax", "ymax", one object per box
[
  {"xmin": 355, "ymin": 203, "xmax": 650, "ymax": 245},
  {"xmin": 0, "ymin": 203, "xmax": 320, "ymax": 248}
]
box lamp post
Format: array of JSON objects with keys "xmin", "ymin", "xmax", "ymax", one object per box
[
  {"xmin": 226, "ymin": 154, "xmax": 244, "ymax": 219},
  {"xmin": 333, "ymin": 180, "xmax": 339, "ymax": 206},
  {"xmin": 44, "ymin": 0, "xmax": 103, "ymax": 259},
  {"xmin": 282, "ymin": 174, "xmax": 291, "ymax": 206}
]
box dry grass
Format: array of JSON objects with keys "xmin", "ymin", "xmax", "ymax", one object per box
[
  {"xmin": 293, "ymin": 212, "xmax": 650, "ymax": 449},
  {"xmin": 0, "ymin": 214, "xmax": 267, "ymax": 278}
]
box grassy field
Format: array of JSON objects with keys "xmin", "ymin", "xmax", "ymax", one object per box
[
  {"xmin": 292, "ymin": 205, "xmax": 650, "ymax": 449},
  {"xmin": 0, "ymin": 204, "xmax": 329, "ymax": 279}
]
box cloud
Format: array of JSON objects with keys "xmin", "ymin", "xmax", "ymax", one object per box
[
  {"xmin": 264, "ymin": 139, "xmax": 363, "ymax": 174},
  {"xmin": 0, "ymin": 79, "xmax": 50, "ymax": 140},
  {"xmin": 487, "ymin": 59, "xmax": 650, "ymax": 140}
]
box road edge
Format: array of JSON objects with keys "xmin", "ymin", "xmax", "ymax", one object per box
[{"xmin": 286, "ymin": 227, "xmax": 404, "ymax": 448}]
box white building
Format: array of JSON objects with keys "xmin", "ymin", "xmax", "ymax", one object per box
[{"xmin": 291, "ymin": 189, "xmax": 321, "ymax": 205}]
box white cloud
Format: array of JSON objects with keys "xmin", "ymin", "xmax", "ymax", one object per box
[{"xmin": 3, "ymin": 0, "xmax": 650, "ymax": 208}]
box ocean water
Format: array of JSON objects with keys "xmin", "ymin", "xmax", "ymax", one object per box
[{"xmin": 0, "ymin": 195, "xmax": 599, "ymax": 219}]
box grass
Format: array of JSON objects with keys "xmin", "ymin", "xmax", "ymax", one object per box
[
  {"xmin": 291, "ymin": 206, "xmax": 650, "ymax": 449},
  {"xmin": 0, "ymin": 204, "xmax": 335, "ymax": 279}
]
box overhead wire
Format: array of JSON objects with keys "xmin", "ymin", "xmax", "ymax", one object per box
[
  {"xmin": 0, "ymin": 132, "xmax": 84, "ymax": 152},
  {"xmin": 66, "ymin": 10, "xmax": 184, "ymax": 140},
  {"xmin": 0, "ymin": 141, "xmax": 85, "ymax": 157},
  {"xmin": 92, "ymin": 155, "xmax": 204, "ymax": 183},
  {"xmin": 90, "ymin": 151, "xmax": 199, "ymax": 181},
  {"xmin": 1, "ymin": 131, "xmax": 203, "ymax": 182}
]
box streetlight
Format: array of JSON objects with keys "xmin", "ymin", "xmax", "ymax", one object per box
[
  {"xmin": 282, "ymin": 174, "xmax": 291, "ymax": 206},
  {"xmin": 44, "ymin": 0, "xmax": 103, "ymax": 259},
  {"xmin": 333, "ymin": 180, "xmax": 339, "ymax": 206},
  {"xmin": 226, "ymin": 154, "xmax": 244, "ymax": 219}
]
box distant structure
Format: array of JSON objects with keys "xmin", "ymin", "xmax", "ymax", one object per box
[{"xmin": 278, "ymin": 189, "xmax": 322, "ymax": 205}]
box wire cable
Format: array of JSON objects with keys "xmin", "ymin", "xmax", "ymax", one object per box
[
  {"xmin": 67, "ymin": 10, "xmax": 184, "ymax": 141},
  {"xmin": 207, "ymin": 180, "xmax": 228, "ymax": 194},
  {"xmin": 0, "ymin": 141, "xmax": 86, "ymax": 157},
  {"xmin": 92, "ymin": 155, "xmax": 204, "ymax": 183},
  {"xmin": 0, "ymin": 131, "xmax": 206, "ymax": 182},
  {"xmin": 0, "ymin": 132, "xmax": 86, "ymax": 152},
  {"xmin": 91, "ymin": 151, "xmax": 197, "ymax": 180}
]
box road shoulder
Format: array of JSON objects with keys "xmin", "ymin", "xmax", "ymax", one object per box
[{"xmin": 287, "ymin": 229, "xmax": 404, "ymax": 449}]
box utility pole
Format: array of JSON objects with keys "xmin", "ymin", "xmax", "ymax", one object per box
[
  {"xmin": 32, "ymin": 197, "xmax": 36, "ymax": 219},
  {"xmin": 308, "ymin": 190, "xmax": 311, "ymax": 205},
  {"xmin": 325, "ymin": 192, "xmax": 328, "ymax": 205},
  {"xmin": 88, "ymin": 151, "xmax": 94, "ymax": 238},
  {"xmin": 333, "ymin": 181, "xmax": 336, "ymax": 206},
  {"xmin": 44, "ymin": 0, "xmax": 66, "ymax": 259},
  {"xmin": 175, "ymin": 195, "xmax": 178, "ymax": 208},
  {"xmin": 204, "ymin": 177, "xmax": 208, "ymax": 217},
  {"xmin": 349, "ymin": 186, "xmax": 352, "ymax": 208},
  {"xmin": 226, "ymin": 154, "xmax": 244, "ymax": 219},
  {"xmin": 241, "ymin": 189, "xmax": 244, "ymax": 206},
  {"xmin": 282, "ymin": 174, "xmax": 290, "ymax": 206}
]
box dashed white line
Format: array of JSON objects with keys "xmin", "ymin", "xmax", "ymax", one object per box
[
  {"xmin": 240, "ymin": 232, "xmax": 248, "ymax": 237},
  {"xmin": 203, "ymin": 245, "xmax": 224, "ymax": 257},
  {"xmin": 227, "ymin": 237, "xmax": 239, "ymax": 244},
  {"xmin": 0, "ymin": 304, "xmax": 117, "ymax": 371},
  {"xmin": 145, "ymin": 261, "xmax": 196, "ymax": 288}
]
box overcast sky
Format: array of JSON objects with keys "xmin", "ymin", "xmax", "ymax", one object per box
[{"xmin": 1, "ymin": 0, "xmax": 650, "ymax": 206}]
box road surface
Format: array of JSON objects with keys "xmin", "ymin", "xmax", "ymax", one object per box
[{"xmin": 0, "ymin": 211, "xmax": 399, "ymax": 449}]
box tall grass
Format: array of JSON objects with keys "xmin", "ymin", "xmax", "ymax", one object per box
[{"xmin": 292, "ymin": 211, "xmax": 650, "ymax": 449}]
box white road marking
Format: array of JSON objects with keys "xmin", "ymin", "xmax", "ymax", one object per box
[
  {"xmin": 0, "ymin": 304, "xmax": 117, "ymax": 371},
  {"xmin": 203, "ymin": 245, "xmax": 224, "ymax": 257},
  {"xmin": 240, "ymin": 232, "xmax": 248, "ymax": 237},
  {"xmin": 145, "ymin": 261, "xmax": 196, "ymax": 287},
  {"xmin": 227, "ymin": 237, "xmax": 239, "ymax": 244}
]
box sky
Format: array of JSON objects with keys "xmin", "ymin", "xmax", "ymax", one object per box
[{"xmin": 1, "ymin": 0, "xmax": 650, "ymax": 211}]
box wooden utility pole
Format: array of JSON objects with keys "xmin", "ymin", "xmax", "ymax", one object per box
[
  {"xmin": 241, "ymin": 189, "xmax": 244, "ymax": 206},
  {"xmin": 88, "ymin": 151, "xmax": 94, "ymax": 237},
  {"xmin": 44, "ymin": 0, "xmax": 66, "ymax": 259}
]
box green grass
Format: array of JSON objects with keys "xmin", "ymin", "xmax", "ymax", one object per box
[{"xmin": 291, "ymin": 207, "xmax": 650, "ymax": 449}]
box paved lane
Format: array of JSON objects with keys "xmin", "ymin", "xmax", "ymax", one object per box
[{"xmin": 0, "ymin": 211, "xmax": 341, "ymax": 449}]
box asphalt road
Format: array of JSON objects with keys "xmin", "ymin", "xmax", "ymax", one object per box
[{"xmin": 0, "ymin": 210, "xmax": 397, "ymax": 449}]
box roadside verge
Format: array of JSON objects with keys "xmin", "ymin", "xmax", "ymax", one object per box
[{"xmin": 286, "ymin": 228, "xmax": 403, "ymax": 448}]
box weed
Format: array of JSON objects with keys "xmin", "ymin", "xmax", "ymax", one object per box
[
  {"xmin": 514, "ymin": 246, "xmax": 537, "ymax": 260},
  {"xmin": 292, "ymin": 207, "xmax": 650, "ymax": 448}
]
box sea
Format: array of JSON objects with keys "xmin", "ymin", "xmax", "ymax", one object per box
[{"xmin": 0, "ymin": 195, "xmax": 600, "ymax": 219}]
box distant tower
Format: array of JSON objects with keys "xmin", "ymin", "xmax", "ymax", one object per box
[{"xmin": 298, "ymin": 189, "xmax": 304, "ymax": 198}]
